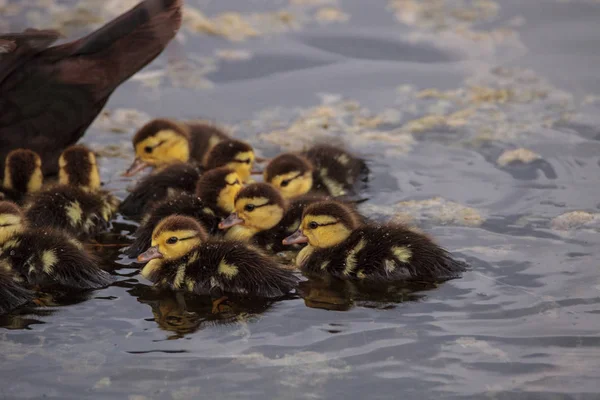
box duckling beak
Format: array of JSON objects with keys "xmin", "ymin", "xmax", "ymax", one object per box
[
  {"xmin": 137, "ymin": 246, "xmax": 163, "ymax": 262},
  {"xmin": 122, "ymin": 158, "xmax": 150, "ymax": 177},
  {"xmin": 282, "ymin": 229, "xmax": 308, "ymax": 245},
  {"xmin": 218, "ymin": 212, "xmax": 244, "ymax": 229}
]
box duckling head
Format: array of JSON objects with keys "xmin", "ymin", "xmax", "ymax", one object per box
[
  {"xmin": 124, "ymin": 119, "xmax": 191, "ymax": 176},
  {"xmin": 0, "ymin": 201, "xmax": 25, "ymax": 245},
  {"xmin": 219, "ymin": 183, "xmax": 285, "ymax": 240},
  {"xmin": 264, "ymin": 153, "xmax": 313, "ymax": 198},
  {"xmin": 58, "ymin": 145, "xmax": 101, "ymax": 191},
  {"xmin": 204, "ymin": 140, "xmax": 255, "ymax": 183},
  {"xmin": 3, "ymin": 149, "xmax": 43, "ymax": 194},
  {"xmin": 283, "ymin": 200, "xmax": 359, "ymax": 248},
  {"xmin": 196, "ymin": 167, "xmax": 242, "ymax": 215},
  {"xmin": 139, "ymin": 216, "xmax": 208, "ymax": 263}
]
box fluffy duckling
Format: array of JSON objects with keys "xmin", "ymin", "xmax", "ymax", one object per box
[
  {"xmin": 0, "ymin": 269, "xmax": 34, "ymax": 315},
  {"xmin": 204, "ymin": 139, "xmax": 256, "ymax": 183},
  {"xmin": 219, "ymin": 183, "xmax": 328, "ymax": 254},
  {"xmin": 137, "ymin": 216, "xmax": 298, "ymax": 298},
  {"xmin": 1, "ymin": 149, "xmax": 44, "ymax": 205},
  {"xmin": 0, "ymin": 201, "xmax": 112, "ymax": 289},
  {"xmin": 119, "ymin": 162, "xmax": 201, "ymax": 221},
  {"xmin": 283, "ymin": 200, "xmax": 466, "ymax": 282},
  {"xmin": 24, "ymin": 145, "xmax": 119, "ymax": 239},
  {"xmin": 264, "ymin": 144, "xmax": 368, "ymax": 198},
  {"xmin": 125, "ymin": 167, "xmax": 243, "ymax": 258},
  {"xmin": 124, "ymin": 118, "xmax": 230, "ymax": 176}
]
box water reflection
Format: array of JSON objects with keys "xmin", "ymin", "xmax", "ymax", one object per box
[
  {"xmin": 127, "ymin": 284, "xmax": 289, "ymax": 339},
  {"xmin": 297, "ymin": 276, "xmax": 436, "ymax": 311}
]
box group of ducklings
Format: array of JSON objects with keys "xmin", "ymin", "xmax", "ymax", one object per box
[{"xmin": 0, "ymin": 117, "xmax": 467, "ymax": 315}]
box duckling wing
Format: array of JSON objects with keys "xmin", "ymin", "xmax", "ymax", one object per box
[
  {"xmin": 0, "ymin": 0, "xmax": 182, "ymax": 176},
  {"xmin": 0, "ymin": 269, "xmax": 33, "ymax": 314}
]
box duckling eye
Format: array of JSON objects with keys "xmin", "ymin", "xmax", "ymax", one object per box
[
  {"xmin": 280, "ymin": 179, "xmax": 290, "ymax": 187},
  {"xmin": 308, "ymin": 221, "xmax": 318, "ymax": 230},
  {"xmin": 166, "ymin": 237, "xmax": 178, "ymax": 244},
  {"xmin": 144, "ymin": 146, "xmax": 153, "ymax": 154},
  {"xmin": 244, "ymin": 204, "xmax": 255, "ymax": 212}
]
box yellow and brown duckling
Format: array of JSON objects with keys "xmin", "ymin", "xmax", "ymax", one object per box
[
  {"xmin": 119, "ymin": 162, "xmax": 201, "ymax": 221},
  {"xmin": 124, "ymin": 118, "xmax": 230, "ymax": 176},
  {"xmin": 0, "ymin": 268, "xmax": 34, "ymax": 315},
  {"xmin": 24, "ymin": 145, "xmax": 119, "ymax": 240},
  {"xmin": 0, "ymin": 201, "xmax": 112, "ymax": 290},
  {"xmin": 0, "ymin": 149, "xmax": 43, "ymax": 205},
  {"xmin": 219, "ymin": 183, "xmax": 332, "ymax": 254},
  {"xmin": 283, "ymin": 200, "xmax": 467, "ymax": 282},
  {"xmin": 203, "ymin": 139, "xmax": 256, "ymax": 183},
  {"xmin": 137, "ymin": 215, "xmax": 298, "ymax": 298},
  {"xmin": 125, "ymin": 167, "xmax": 243, "ymax": 258},
  {"xmin": 264, "ymin": 144, "xmax": 369, "ymax": 198},
  {"xmin": 0, "ymin": 0, "xmax": 183, "ymax": 176}
]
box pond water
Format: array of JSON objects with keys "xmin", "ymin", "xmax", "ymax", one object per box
[{"xmin": 1, "ymin": 0, "xmax": 600, "ymax": 398}]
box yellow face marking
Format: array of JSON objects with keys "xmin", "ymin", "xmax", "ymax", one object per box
[
  {"xmin": 225, "ymin": 151, "xmax": 255, "ymax": 183},
  {"xmin": 218, "ymin": 259, "xmax": 239, "ymax": 279},
  {"xmin": 300, "ymin": 215, "xmax": 352, "ymax": 248},
  {"xmin": 295, "ymin": 244, "xmax": 315, "ymax": 267},
  {"xmin": 319, "ymin": 168, "xmax": 347, "ymax": 197},
  {"xmin": 174, "ymin": 263, "xmax": 187, "ymax": 289},
  {"xmin": 233, "ymin": 196, "xmax": 284, "ymax": 234},
  {"xmin": 269, "ymin": 171, "xmax": 313, "ymax": 199},
  {"xmin": 391, "ymin": 246, "xmax": 412, "ymax": 263},
  {"xmin": 28, "ymin": 156, "xmax": 43, "ymax": 193},
  {"xmin": 65, "ymin": 201, "xmax": 83, "ymax": 226},
  {"xmin": 87, "ymin": 152, "xmax": 101, "ymax": 191},
  {"xmin": 217, "ymin": 172, "xmax": 243, "ymax": 213},
  {"xmin": 141, "ymin": 260, "xmax": 162, "ymax": 280},
  {"xmin": 135, "ymin": 130, "xmax": 190, "ymax": 167},
  {"xmin": 224, "ymin": 225, "xmax": 257, "ymax": 241},
  {"xmin": 0, "ymin": 214, "xmax": 24, "ymax": 245},
  {"xmin": 2, "ymin": 165, "xmax": 11, "ymax": 189},
  {"xmin": 41, "ymin": 250, "xmax": 58, "ymax": 274},
  {"xmin": 343, "ymin": 238, "xmax": 366, "ymax": 276},
  {"xmin": 151, "ymin": 229, "xmax": 202, "ymax": 261},
  {"xmin": 207, "ymin": 135, "xmax": 222, "ymax": 153}
]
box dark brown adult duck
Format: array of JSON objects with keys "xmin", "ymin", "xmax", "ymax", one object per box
[
  {"xmin": 137, "ymin": 216, "xmax": 298, "ymax": 300},
  {"xmin": 283, "ymin": 200, "xmax": 467, "ymax": 282},
  {"xmin": 124, "ymin": 118, "xmax": 230, "ymax": 176},
  {"xmin": 1, "ymin": 149, "xmax": 44, "ymax": 205},
  {"xmin": 263, "ymin": 144, "xmax": 369, "ymax": 198},
  {"xmin": 0, "ymin": 0, "xmax": 182, "ymax": 177},
  {"xmin": 24, "ymin": 145, "xmax": 119, "ymax": 240},
  {"xmin": 124, "ymin": 167, "xmax": 243, "ymax": 258},
  {"xmin": 0, "ymin": 201, "xmax": 112, "ymax": 290}
]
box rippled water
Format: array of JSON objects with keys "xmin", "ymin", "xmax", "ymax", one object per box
[{"xmin": 2, "ymin": 0, "xmax": 600, "ymax": 398}]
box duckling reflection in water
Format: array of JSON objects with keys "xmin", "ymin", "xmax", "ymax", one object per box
[{"xmin": 129, "ymin": 284, "xmax": 279, "ymax": 338}]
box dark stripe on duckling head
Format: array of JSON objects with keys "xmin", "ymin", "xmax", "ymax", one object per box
[
  {"xmin": 153, "ymin": 215, "xmax": 209, "ymax": 241},
  {"xmin": 302, "ymin": 200, "xmax": 360, "ymax": 230},
  {"xmin": 4, "ymin": 149, "xmax": 40, "ymax": 193},
  {"xmin": 196, "ymin": 167, "xmax": 236, "ymax": 207},
  {"xmin": 59, "ymin": 145, "xmax": 95, "ymax": 188},
  {"xmin": 0, "ymin": 201, "xmax": 22, "ymax": 218},
  {"xmin": 234, "ymin": 182, "xmax": 285, "ymax": 209},
  {"xmin": 264, "ymin": 153, "xmax": 313, "ymax": 182},
  {"xmin": 133, "ymin": 118, "xmax": 190, "ymax": 145},
  {"xmin": 204, "ymin": 139, "xmax": 253, "ymax": 170}
]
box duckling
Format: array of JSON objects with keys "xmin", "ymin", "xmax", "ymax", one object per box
[
  {"xmin": 204, "ymin": 139, "xmax": 256, "ymax": 184},
  {"xmin": 24, "ymin": 145, "xmax": 119, "ymax": 240},
  {"xmin": 0, "ymin": 201, "xmax": 112, "ymax": 289},
  {"xmin": 219, "ymin": 183, "xmax": 329, "ymax": 254},
  {"xmin": 264, "ymin": 144, "xmax": 369, "ymax": 198},
  {"xmin": 119, "ymin": 162, "xmax": 200, "ymax": 221},
  {"xmin": 283, "ymin": 200, "xmax": 466, "ymax": 282},
  {"xmin": 0, "ymin": 269, "xmax": 34, "ymax": 315},
  {"xmin": 137, "ymin": 215, "xmax": 298, "ymax": 299},
  {"xmin": 1, "ymin": 149, "xmax": 43, "ymax": 205},
  {"xmin": 124, "ymin": 119, "xmax": 230, "ymax": 176},
  {"xmin": 0, "ymin": 0, "xmax": 183, "ymax": 176},
  {"xmin": 124, "ymin": 167, "xmax": 243, "ymax": 258}
]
